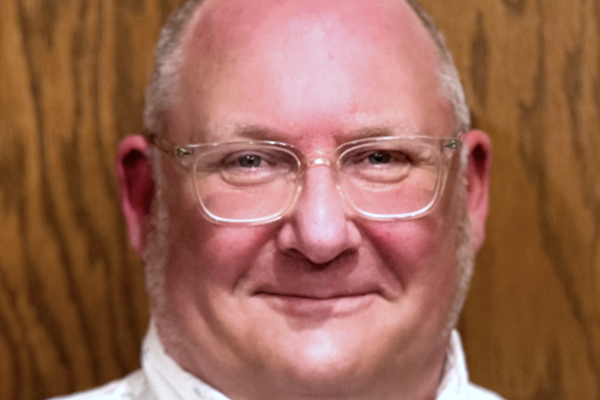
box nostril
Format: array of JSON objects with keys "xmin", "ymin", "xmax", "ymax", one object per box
[
  {"xmin": 273, "ymin": 162, "xmax": 362, "ymax": 264},
  {"xmin": 275, "ymin": 203, "xmax": 360, "ymax": 264},
  {"xmin": 283, "ymin": 246, "xmax": 358, "ymax": 269}
]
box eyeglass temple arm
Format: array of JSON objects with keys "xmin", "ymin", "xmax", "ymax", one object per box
[
  {"xmin": 144, "ymin": 131, "xmax": 191, "ymax": 157},
  {"xmin": 445, "ymin": 137, "xmax": 462, "ymax": 150}
]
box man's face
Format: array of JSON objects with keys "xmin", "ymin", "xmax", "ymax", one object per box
[{"xmin": 151, "ymin": 0, "xmax": 469, "ymax": 397}]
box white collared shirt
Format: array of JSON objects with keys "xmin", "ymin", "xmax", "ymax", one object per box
[{"xmin": 50, "ymin": 323, "xmax": 505, "ymax": 400}]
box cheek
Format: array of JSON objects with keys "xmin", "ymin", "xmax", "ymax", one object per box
[
  {"xmin": 162, "ymin": 180, "xmax": 276, "ymax": 299},
  {"xmin": 364, "ymin": 215, "xmax": 458, "ymax": 289}
]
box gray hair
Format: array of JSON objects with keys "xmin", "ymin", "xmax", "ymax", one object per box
[
  {"xmin": 404, "ymin": 0, "xmax": 471, "ymax": 134},
  {"xmin": 142, "ymin": 0, "xmax": 471, "ymax": 136},
  {"xmin": 143, "ymin": 0, "xmax": 205, "ymax": 136}
]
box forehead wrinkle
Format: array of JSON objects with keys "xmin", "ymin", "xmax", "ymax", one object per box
[
  {"xmin": 202, "ymin": 123, "xmax": 286, "ymax": 143},
  {"xmin": 200, "ymin": 121, "xmax": 426, "ymax": 147},
  {"xmin": 199, "ymin": 111, "xmax": 439, "ymax": 143}
]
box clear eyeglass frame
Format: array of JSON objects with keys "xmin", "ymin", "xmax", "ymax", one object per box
[{"xmin": 145, "ymin": 131, "xmax": 463, "ymax": 225}]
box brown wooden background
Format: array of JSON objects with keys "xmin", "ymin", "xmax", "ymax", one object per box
[{"xmin": 1, "ymin": 0, "xmax": 599, "ymax": 399}]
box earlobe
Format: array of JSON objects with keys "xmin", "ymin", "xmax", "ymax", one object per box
[
  {"xmin": 116, "ymin": 135, "xmax": 155, "ymax": 259},
  {"xmin": 462, "ymin": 129, "xmax": 492, "ymax": 252}
]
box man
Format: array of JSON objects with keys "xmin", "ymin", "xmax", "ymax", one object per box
[{"xmin": 54, "ymin": 0, "xmax": 501, "ymax": 399}]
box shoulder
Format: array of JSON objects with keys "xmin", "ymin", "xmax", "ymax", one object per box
[
  {"xmin": 47, "ymin": 370, "xmax": 154, "ymax": 400},
  {"xmin": 467, "ymin": 383, "xmax": 507, "ymax": 400}
]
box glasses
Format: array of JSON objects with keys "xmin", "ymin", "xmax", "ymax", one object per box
[{"xmin": 146, "ymin": 132, "xmax": 462, "ymax": 225}]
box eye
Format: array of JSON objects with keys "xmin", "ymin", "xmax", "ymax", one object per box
[
  {"xmin": 219, "ymin": 152, "xmax": 269, "ymax": 169},
  {"xmin": 366, "ymin": 151, "xmax": 410, "ymax": 164},
  {"xmin": 237, "ymin": 154, "xmax": 262, "ymax": 168},
  {"xmin": 356, "ymin": 150, "xmax": 411, "ymax": 165},
  {"xmin": 217, "ymin": 148, "xmax": 297, "ymax": 172},
  {"xmin": 368, "ymin": 152, "xmax": 389, "ymax": 164}
]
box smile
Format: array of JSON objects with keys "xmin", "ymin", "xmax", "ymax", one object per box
[{"xmin": 255, "ymin": 292, "xmax": 378, "ymax": 319}]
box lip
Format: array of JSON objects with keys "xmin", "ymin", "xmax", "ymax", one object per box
[{"xmin": 255, "ymin": 292, "xmax": 378, "ymax": 319}]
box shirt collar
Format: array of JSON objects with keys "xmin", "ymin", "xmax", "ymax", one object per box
[
  {"xmin": 141, "ymin": 322, "xmax": 231, "ymax": 400},
  {"xmin": 435, "ymin": 330, "xmax": 470, "ymax": 399},
  {"xmin": 141, "ymin": 322, "xmax": 470, "ymax": 400}
]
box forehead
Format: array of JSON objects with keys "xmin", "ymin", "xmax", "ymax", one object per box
[
  {"xmin": 169, "ymin": 0, "xmax": 452, "ymax": 144},
  {"xmin": 191, "ymin": 0, "xmax": 431, "ymax": 52}
]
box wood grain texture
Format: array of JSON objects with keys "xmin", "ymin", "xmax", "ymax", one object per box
[
  {"xmin": 421, "ymin": 0, "xmax": 600, "ymax": 399},
  {"xmin": 1, "ymin": 0, "xmax": 599, "ymax": 399},
  {"xmin": 0, "ymin": 1, "xmax": 180, "ymax": 398}
]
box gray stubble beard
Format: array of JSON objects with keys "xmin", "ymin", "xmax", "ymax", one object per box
[{"xmin": 142, "ymin": 145, "xmax": 475, "ymax": 354}]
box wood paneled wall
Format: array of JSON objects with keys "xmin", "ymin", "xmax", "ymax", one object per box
[
  {"xmin": 420, "ymin": 1, "xmax": 600, "ymax": 399},
  {"xmin": 0, "ymin": 1, "xmax": 179, "ymax": 398},
  {"xmin": 0, "ymin": 0, "xmax": 598, "ymax": 399}
]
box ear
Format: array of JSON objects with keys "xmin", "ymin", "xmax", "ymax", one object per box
[
  {"xmin": 116, "ymin": 135, "xmax": 155, "ymax": 259},
  {"xmin": 462, "ymin": 129, "xmax": 492, "ymax": 252}
]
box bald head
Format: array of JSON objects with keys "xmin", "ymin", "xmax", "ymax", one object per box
[
  {"xmin": 187, "ymin": 0, "xmax": 434, "ymax": 53},
  {"xmin": 143, "ymin": 0, "xmax": 469, "ymax": 137},
  {"xmin": 166, "ymin": 0, "xmax": 453, "ymax": 142},
  {"xmin": 125, "ymin": 2, "xmax": 493, "ymax": 398}
]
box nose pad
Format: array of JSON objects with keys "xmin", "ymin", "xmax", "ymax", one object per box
[
  {"xmin": 307, "ymin": 157, "xmax": 330, "ymax": 168},
  {"xmin": 276, "ymin": 162, "xmax": 360, "ymax": 265}
]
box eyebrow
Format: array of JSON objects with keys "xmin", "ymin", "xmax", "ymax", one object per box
[
  {"xmin": 348, "ymin": 125, "xmax": 415, "ymax": 140},
  {"xmin": 199, "ymin": 122, "xmax": 419, "ymax": 143},
  {"xmin": 201, "ymin": 123, "xmax": 283, "ymax": 142}
]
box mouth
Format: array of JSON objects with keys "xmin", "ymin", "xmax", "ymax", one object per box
[{"xmin": 254, "ymin": 291, "xmax": 378, "ymax": 318}]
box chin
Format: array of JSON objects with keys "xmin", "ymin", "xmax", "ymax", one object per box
[{"xmin": 261, "ymin": 328, "xmax": 385, "ymax": 396}]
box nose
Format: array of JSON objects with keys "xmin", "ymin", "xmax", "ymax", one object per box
[{"xmin": 276, "ymin": 163, "xmax": 361, "ymax": 264}]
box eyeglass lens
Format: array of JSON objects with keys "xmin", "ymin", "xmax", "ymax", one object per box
[{"xmin": 191, "ymin": 140, "xmax": 444, "ymax": 222}]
